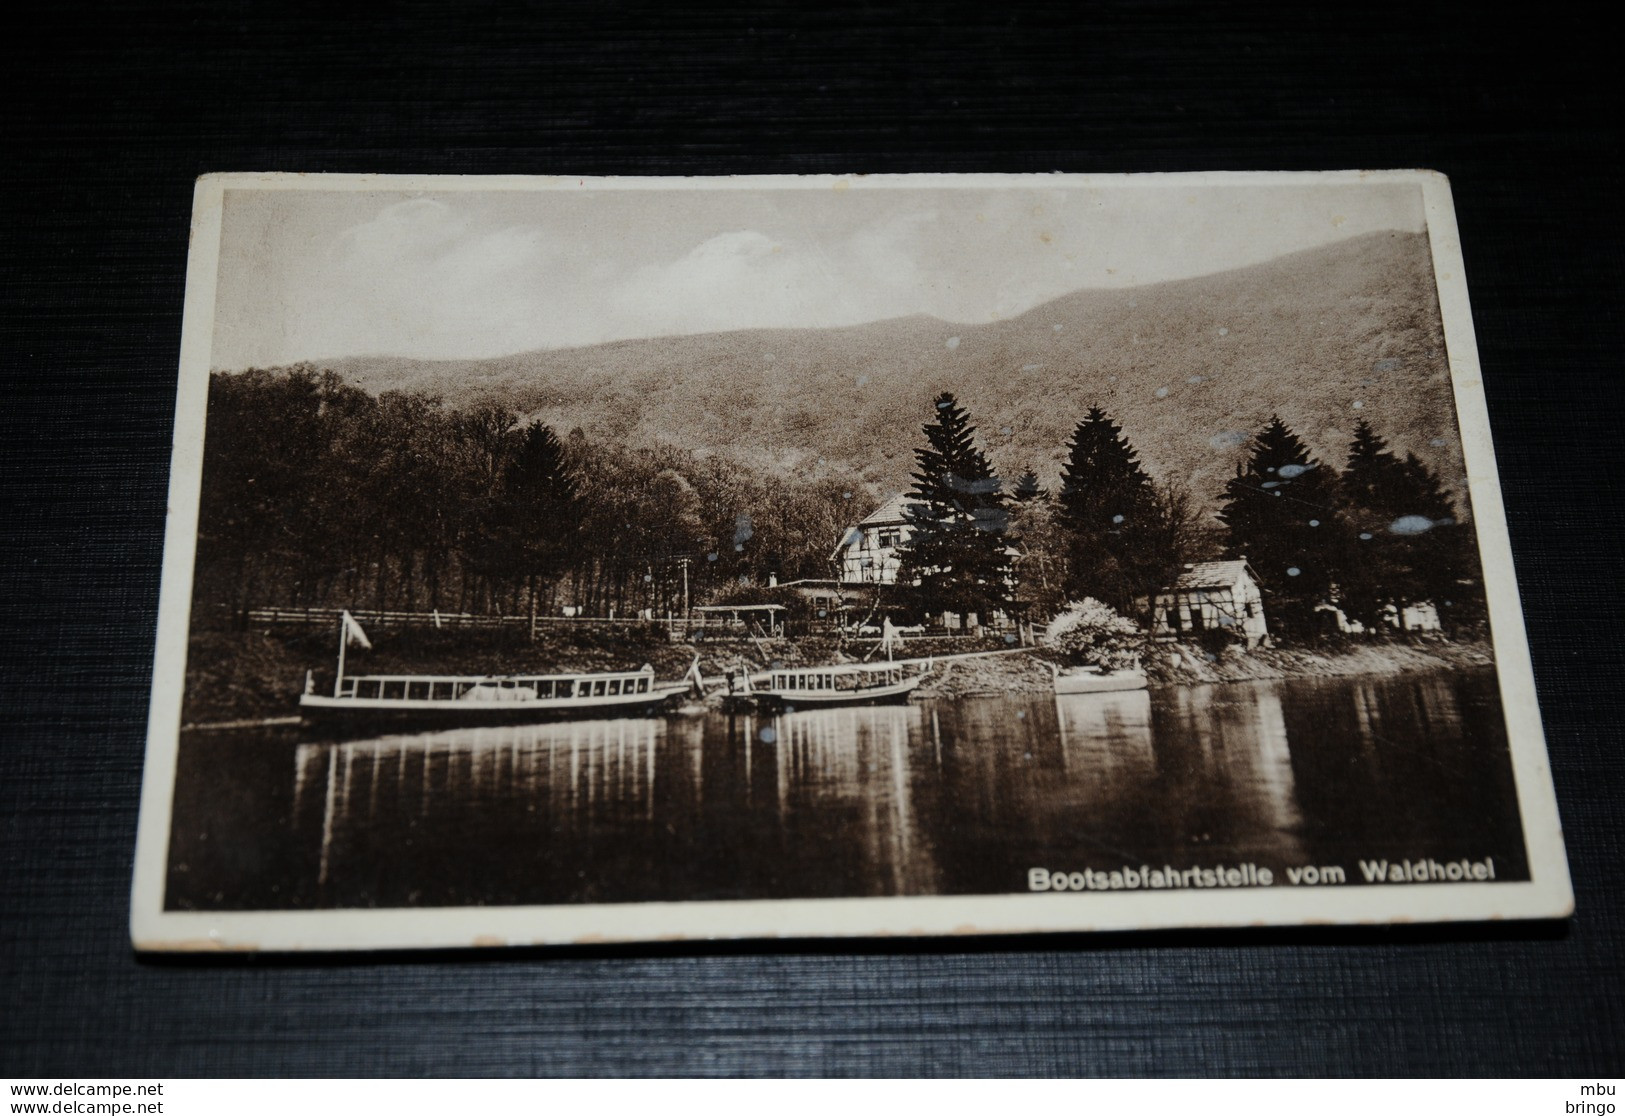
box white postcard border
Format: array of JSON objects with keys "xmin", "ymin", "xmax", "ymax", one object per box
[{"xmin": 130, "ymin": 170, "xmax": 1573, "ymax": 952}]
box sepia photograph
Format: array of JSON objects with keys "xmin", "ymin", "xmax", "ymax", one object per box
[{"xmin": 129, "ymin": 171, "xmax": 1571, "ymax": 949}]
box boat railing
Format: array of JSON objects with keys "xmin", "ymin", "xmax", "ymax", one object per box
[
  {"xmin": 768, "ymin": 662, "xmax": 914, "ymax": 692},
  {"xmin": 334, "ymin": 668, "xmax": 657, "ymax": 702}
]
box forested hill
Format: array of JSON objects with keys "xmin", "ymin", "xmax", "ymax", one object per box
[{"xmin": 309, "ymin": 229, "xmax": 1466, "ymax": 516}]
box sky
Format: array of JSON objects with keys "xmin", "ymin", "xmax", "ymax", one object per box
[{"xmin": 210, "ymin": 179, "xmax": 1426, "ymax": 367}]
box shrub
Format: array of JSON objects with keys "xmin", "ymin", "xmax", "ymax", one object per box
[{"xmin": 1042, "ymin": 598, "xmax": 1144, "ymax": 670}]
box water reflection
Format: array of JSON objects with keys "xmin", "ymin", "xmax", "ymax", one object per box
[
  {"xmin": 1147, "ymin": 686, "xmax": 1308, "ymax": 867},
  {"xmin": 770, "ymin": 705, "xmax": 926, "ymax": 894},
  {"xmin": 165, "ymin": 668, "xmax": 1529, "ymax": 910},
  {"xmin": 1055, "ymin": 688, "xmax": 1155, "ymax": 781}
]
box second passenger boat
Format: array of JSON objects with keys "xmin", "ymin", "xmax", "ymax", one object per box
[{"xmin": 743, "ymin": 659, "xmax": 929, "ymax": 713}]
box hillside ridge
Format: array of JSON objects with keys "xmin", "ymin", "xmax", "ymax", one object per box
[{"xmin": 245, "ymin": 229, "xmax": 1469, "ymax": 518}]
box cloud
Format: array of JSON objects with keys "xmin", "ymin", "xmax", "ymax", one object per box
[
  {"xmin": 289, "ymin": 201, "xmax": 569, "ymax": 358},
  {"xmin": 610, "ymin": 215, "xmax": 933, "ymax": 339},
  {"xmin": 220, "ymin": 182, "xmax": 1429, "ymax": 364},
  {"xmin": 332, "ymin": 198, "xmax": 470, "ymax": 261},
  {"xmin": 284, "ymin": 203, "xmax": 941, "ymax": 357}
]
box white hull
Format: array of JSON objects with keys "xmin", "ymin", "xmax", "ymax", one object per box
[
  {"xmin": 1053, "ymin": 668, "xmax": 1148, "ymax": 695},
  {"xmin": 299, "ymin": 685, "xmax": 686, "ymax": 721},
  {"xmin": 757, "ymin": 675, "xmax": 924, "ymax": 708}
]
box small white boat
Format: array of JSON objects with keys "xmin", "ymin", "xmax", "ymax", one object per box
[
  {"xmin": 299, "ymin": 665, "xmax": 689, "ymax": 726},
  {"xmin": 1051, "ymin": 661, "xmax": 1148, "ymax": 695},
  {"xmin": 745, "ymin": 660, "xmax": 929, "ymax": 711}
]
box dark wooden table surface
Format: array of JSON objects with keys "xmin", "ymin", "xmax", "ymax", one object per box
[{"xmin": 3, "ymin": 1, "xmax": 1620, "ymax": 1076}]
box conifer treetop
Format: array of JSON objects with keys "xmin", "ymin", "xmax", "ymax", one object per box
[
  {"xmin": 1343, "ymin": 418, "xmax": 1407, "ymax": 511},
  {"xmin": 1242, "ymin": 414, "xmax": 1321, "ymax": 476},
  {"xmin": 1012, "ymin": 468, "xmax": 1044, "ymax": 502},
  {"xmin": 895, "ymin": 392, "xmax": 1013, "ymax": 618},
  {"xmin": 906, "ymin": 392, "xmax": 1002, "ymax": 518},
  {"xmin": 1057, "ymin": 406, "xmax": 1154, "ymax": 529}
]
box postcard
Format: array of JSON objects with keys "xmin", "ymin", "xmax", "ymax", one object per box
[{"xmin": 130, "ymin": 171, "xmax": 1572, "ymax": 950}]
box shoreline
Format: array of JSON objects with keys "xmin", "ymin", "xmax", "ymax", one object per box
[
  {"xmin": 178, "ymin": 625, "xmax": 1495, "ymax": 726},
  {"xmin": 1142, "ymin": 638, "xmax": 1494, "ymax": 688},
  {"xmin": 905, "ymin": 637, "xmax": 1495, "ymax": 698}
]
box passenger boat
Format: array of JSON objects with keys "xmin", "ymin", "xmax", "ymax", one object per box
[
  {"xmin": 299, "ymin": 669, "xmax": 692, "ymax": 727},
  {"xmin": 743, "ymin": 659, "xmax": 929, "ymax": 712},
  {"xmin": 297, "ymin": 611, "xmax": 696, "ymax": 726},
  {"xmin": 1050, "ymin": 660, "xmax": 1148, "ymax": 695},
  {"xmin": 299, "ymin": 665, "xmax": 691, "ymax": 726}
]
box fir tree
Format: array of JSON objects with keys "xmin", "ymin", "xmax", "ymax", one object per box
[
  {"xmin": 1056, "ymin": 407, "xmax": 1159, "ymax": 617},
  {"xmin": 1338, "ymin": 421, "xmax": 1478, "ymax": 633},
  {"xmin": 1342, "ymin": 421, "xmax": 1410, "ymax": 511},
  {"xmin": 1391, "ymin": 450, "xmax": 1479, "ymax": 633},
  {"xmin": 1007, "ymin": 468, "xmax": 1062, "ymax": 616},
  {"xmin": 895, "ymin": 393, "xmax": 1014, "ymax": 623},
  {"xmin": 1337, "ymin": 420, "xmax": 1411, "ymax": 629},
  {"xmin": 493, "ymin": 421, "xmax": 582, "ymax": 611},
  {"xmin": 1012, "ymin": 468, "xmax": 1045, "ymax": 502},
  {"xmin": 1217, "ymin": 416, "xmax": 1342, "ymax": 641}
]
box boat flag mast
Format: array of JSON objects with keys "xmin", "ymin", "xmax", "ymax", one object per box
[{"xmin": 334, "ymin": 610, "xmax": 372, "ymax": 697}]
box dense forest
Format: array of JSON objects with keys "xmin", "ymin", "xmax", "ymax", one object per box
[
  {"xmin": 191, "ymin": 366, "xmax": 874, "ymax": 626},
  {"xmin": 194, "ymin": 366, "xmax": 1485, "ymax": 645}
]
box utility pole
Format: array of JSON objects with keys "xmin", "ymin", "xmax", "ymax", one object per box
[{"xmin": 678, "ymin": 556, "xmax": 691, "ymax": 617}]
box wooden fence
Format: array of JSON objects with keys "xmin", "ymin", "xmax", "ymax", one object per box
[
  {"xmin": 242, "ymin": 607, "xmax": 1025, "ymax": 644},
  {"xmin": 246, "ymin": 606, "xmax": 706, "ymax": 634}
]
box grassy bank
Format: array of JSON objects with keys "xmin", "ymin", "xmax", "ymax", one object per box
[
  {"xmin": 914, "ymin": 651, "xmax": 1057, "ymax": 697},
  {"xmin": 915, "ymin": 638, "xmax": 1497, "ymax": 697},
  {"xmin": 1144, "ymin": 637, "xmax": 1494, "ymax": 686}
]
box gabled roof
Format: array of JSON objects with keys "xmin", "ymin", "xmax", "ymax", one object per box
[
  {"xmin": 859, "ymin": 492, "xmax": 913, "ymax": 527},
  {"xmin": 1171, "ymin": 559, "xmax": 1258, "ymax": 591}
]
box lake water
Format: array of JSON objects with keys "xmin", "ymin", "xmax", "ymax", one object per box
[{"xmin": 165, "ymin": 668, "xmax": 1529, "ymax": 910}]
